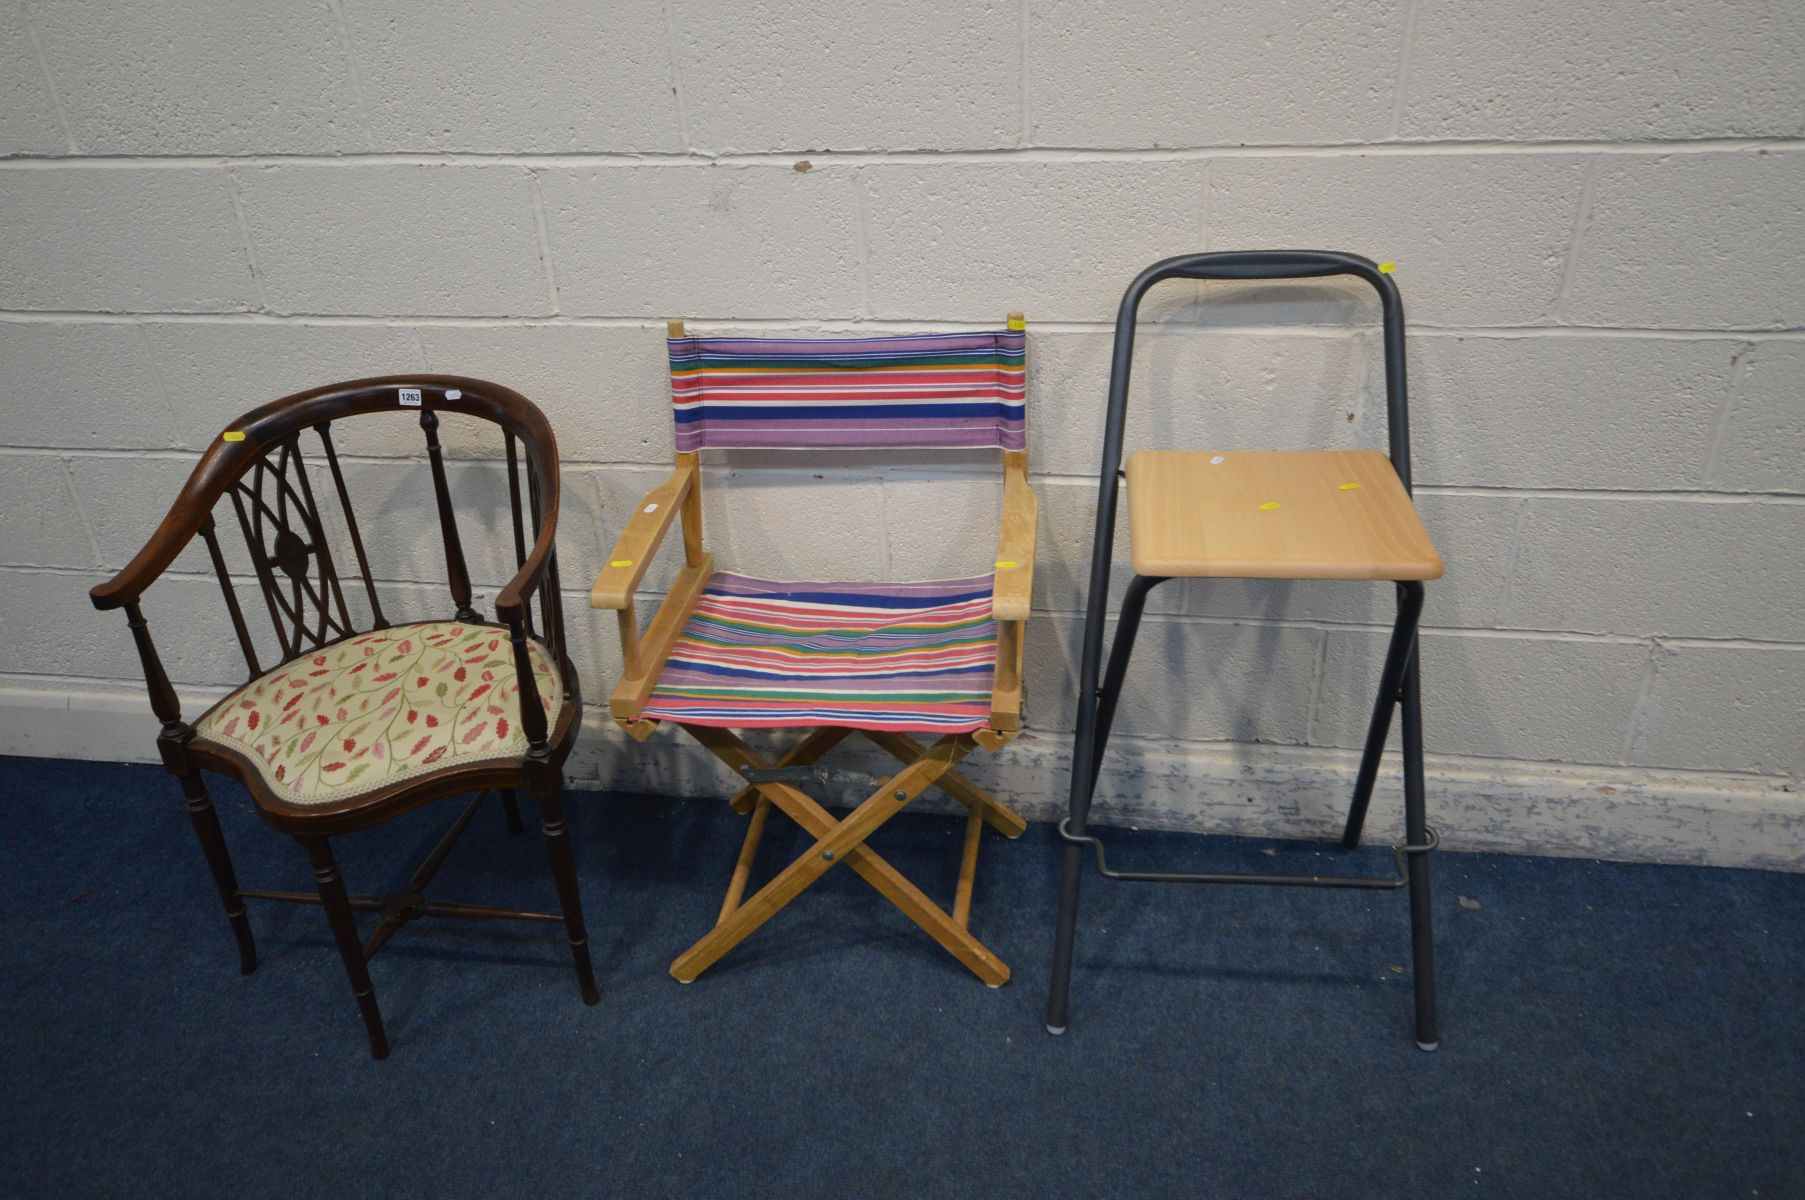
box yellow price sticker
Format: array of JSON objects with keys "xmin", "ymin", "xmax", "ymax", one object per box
[
  {"xmin": 995, "ymin": 560, "xmax": 1018, "ymax": 569},
  {"xmin": 609, "ymin": 559, "xmax": 633, "ymax": 568},
  {"xmin": 1377, "ymin": 261, "xmax": 1397, "ymax": 274},
  {"xmin": 1258, "ymin": 502, "xmax": 1281, "ymax": 511},
  {"xmin": 1338, "ymin": 482, "xmax": 1360, "ymax": 491},
  {"xmin": 222, "ymin": 431, "xmax": 245, "ymax": 442}
]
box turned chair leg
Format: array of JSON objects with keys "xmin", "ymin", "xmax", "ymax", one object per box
[
  {"xmin": 177, "ymin": 771, "xmax": 257, "ymax": 975},
  {"xmin": 499, "ymin": 788, "xmax": 526, "ymax": 834},
  {"xmin": 302, "ymin": 836, "xmax": 389, "ymax": 1061},
  {"xmin": 536, "ymin": 788, "xmax": 600, "ymax": 1006}
]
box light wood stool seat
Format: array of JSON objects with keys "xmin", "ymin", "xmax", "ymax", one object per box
[{"xmin": 1126, "ymin": 449, "xmax": 1443, "ymax": 581}]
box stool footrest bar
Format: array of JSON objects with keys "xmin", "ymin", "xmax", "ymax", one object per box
[{"xmin": 1057, "ymin": 819, "xmax": 1437, "ymax": 889}]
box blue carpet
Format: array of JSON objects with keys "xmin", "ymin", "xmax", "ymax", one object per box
[{"xmin": 1, "ymin": 755, "xmax": 1800, "ymax": 1199}]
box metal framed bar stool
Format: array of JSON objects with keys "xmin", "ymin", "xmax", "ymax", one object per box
[{"xmin": 1044, "ymin": 250, "xmax": 1445, "ymax": 1049}]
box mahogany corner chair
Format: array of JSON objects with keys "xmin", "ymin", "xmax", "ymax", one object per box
[{"xmin": 89, "ymin": 376, "xmax": 597, "ymax": 1060}]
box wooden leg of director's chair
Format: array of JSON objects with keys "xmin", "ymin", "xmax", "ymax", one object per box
[
  {"xmin": 673, "ymin": 732, "xmax": 1007, "ymax": 985},
  {"xmin": 724, "ymin": 727, "xmax": 849, "ymax": 815},
  {"xmin": 684, "ymin": 726, "xmax": 1010, "ymax": 984},
  {"xmin": 953, "ymin": 803, "xmax": 984, "ymax": 928},
  {"xmin": 860, "ymin": 729, "xmax": 1027, "ymax": 838},
  {"xmin": 718, "ymin": 795, "xmax": 773, "ymax": 924},
  {"xmin": 742, "ymin": 770, "xmax": 1010, "ymax": 985}
]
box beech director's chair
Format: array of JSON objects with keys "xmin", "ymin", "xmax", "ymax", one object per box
[
  {"xmin": 1045, "ymin": 252, "xmax": 1445, "ymax": 1049},
  {"xmin": 594, "ymin": 318, "xmax": 1038, "ymax": 986}
]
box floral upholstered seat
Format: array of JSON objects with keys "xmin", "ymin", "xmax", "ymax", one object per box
[{"xmin": 196, "ymin": 621, "xmax": 562, "ymax": 804}]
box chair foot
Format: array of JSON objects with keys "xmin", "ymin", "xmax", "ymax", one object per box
[
  {"xmin": 232, "ymin": 922, "xmax": 258, "ymax": 976},
  {"xmin": 1046, "ymin": 1024, "xmax": 1067, "ymax": 1036},
  {"xmin": 303, "ymin": 836, "xmax": 389, "ymax": 1061},
  {"xmin": 537, "ymin": 790, "xmax": 600, "ymax": 1007},
  {"xmin": 1416, "ymin": 1039, "xmax": 1440, "ymax": 1052},
  {"xmin": 178, "ymin": 773, "xmax": 259, "ymax": 976}
]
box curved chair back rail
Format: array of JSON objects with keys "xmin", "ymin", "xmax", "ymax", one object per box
[{"xmin": 89, "ymin": 375, "xmax": 571, "ymax": 772}]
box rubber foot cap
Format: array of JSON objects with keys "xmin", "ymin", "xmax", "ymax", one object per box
[
  {"xmin": 1046, "ymin": 1024, "xmax": 1067, "ymax": 1036},
  {"xmin": 1416, "ymin": 1039, "xmax": 1440, "ymax": 1052}
]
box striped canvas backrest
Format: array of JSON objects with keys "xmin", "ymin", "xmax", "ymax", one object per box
[{"xmin": 668, "ymin": 329, "xmax": 1026, "ymax": 452}]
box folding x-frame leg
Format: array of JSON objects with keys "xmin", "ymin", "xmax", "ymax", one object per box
[
  {"xmin": 674, "ymin": 725, "xmax": 1011, "ymax": 987},
  {"xmin": 861, "ymin": 729, "xmax": 1029, "ymax": 840},
  {"xmin": 1045, "ymin": 575, "xmax": 1438, "ymax": 1047}
]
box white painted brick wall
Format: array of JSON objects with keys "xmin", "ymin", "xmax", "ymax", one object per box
[
  {"xmin": 1713, "ymin": 343, "xmax": 1805, "ymax": 491},
  {"xmin": 1398, "ymin": 1, "xmax": 1805, "ymax": 141},
  {"xmin": 2, "ymin": 0, "xmax": 1801, "ymax": 864},
  {"xmin": 236, "ymin": 164, "xmax": 553, "ymax": 316},
  {"xmin": 29, "ymin": 0, "xmax": 365, "ymax": 155},
  {"xmin": 0, "ymin": 169, "xmax": 254, "ymax": 311},
  {"xmin": 345, "ymin": 0, "xmax": 684, "ymax": 154}
]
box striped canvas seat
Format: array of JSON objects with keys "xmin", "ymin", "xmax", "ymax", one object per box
[
  {"xmin": 640, "ymin": 573, "xmax": 997, "ymax": 733},
  {"xmin": 669, "ymin": 330, "xmax": 1025, "ymax": 452}
]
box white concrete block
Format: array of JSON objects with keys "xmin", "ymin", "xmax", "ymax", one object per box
[
  {"xmin": 0, "ymin": 455, "xmax": 93, "ymax": 568},
  {"xmin": 0, "ymin": 169, "xmax": 254, "ymax": 312},
  {"xmin": 697, "ymin": 468, "xmax": 889, "ymax": 580},
  {"xmin": 30, "ymin": 0, "xmax": 363, "ymax": 153},
  {"xmin": 1029, "ymin": 0, "xmax": 1404, "ymax": 147},
  {"xmin": 881, "ymin": 475, "xmax": 1002, "ymax": 581},
  {"xmin": 67, "ymin": 453, "xmax": 238, "ymax": 578},
  {"xmin": 1411, "ymin": 335, "xmax": 1733, "ymax": 490},
  {"xmin": 347, "ymin": 0, "xmax": 682, "ymax": 152},
  {"xmin": 1027, "ymin": 328, "xmax": 1379, "ymax": 476},
  {"xmin": 416, "ymin": 324, "xmax": 675, "ymax": 464},
  {"xmin": 540, "ymin": 165, "xmax": 864, "ymax": 318},
  {"xmin": 1186, "ymin": 491, "xmax": 1519, "ymax": 631},
  {"xmin": 1032, "ymin": 476, "xmax": 1187, "ymax": 618},
  {"xmin": 1025, "ymin": 611, "xmax": 1323, "ymax": 741},
  {"xmin": 1208, "ymin": 155, "xmax": 1591, "ymax": 327},
  {"xmin": 673, "ymin": 0, "xmax": 1017, "ymax": 152},
  {"xmin": 236, "ymin": 165, "xmax": 551, "ymax": 316},
  {"xmin": 547, "ymin": 467, "xmax": 615, "ymax": 592},
  {"xmin": 5, "ymin": 570, "xmax": 246, "ymax": 687},
  {"xmin": 1710, "ymin": 342, "xmax": 1805, "ymax": 493},
  {"xmin": 0, "ymin": 3, "xmax": 64, "ymax": 153},
  {"xmin": 864, "ymin": 161, "xmax": 1209, "ymax": 322},
  {"xmin": 312, "ymin": 457, "xmax": 525, "ymax": 589},
  {"xmin": 0, "ymin": 323, "xmax": 172, "ymax": 448},
  {"xmin": 1563, "ymin": 152, "xmax": 1805, "ymax": 330},
  {"xmin": 141, "ymin": 321, "xmax": 426, "ymax": 452},
  {"xmin": 1633, "ymin": 644, "xmax": 1805, "ymax": 777},
  {"xmin": 557, "ymin": 581, "xmax": 628, "ymax": 695},
  {"xmin": 1314, "ymin": 630, "xmax": 1647, "ymax": 765},
  {"xmin": 1504, "ymin": 497, "xmax": 1805, "ymax": 641},
  {"xmin": 1400, "ymin": 0, "xmax": 1805, "ymax": 141},
  {"xmin": 324, "ymin": 454, "xmax": 608, "ymax": 613}
]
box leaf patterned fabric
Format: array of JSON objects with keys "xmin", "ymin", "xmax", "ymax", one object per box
[{"xmin": 196, "ymin": 622, "xmax": 562, "ymax": 804}]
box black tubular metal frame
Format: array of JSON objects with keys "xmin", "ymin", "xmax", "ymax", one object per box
[{"xmin": 1044, "ymin": 250, "xmax": 1441, "ymax": 1050}]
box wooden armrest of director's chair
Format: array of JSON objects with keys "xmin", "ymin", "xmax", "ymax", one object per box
[
  {"xmin": 987, "ymin": 450, "xmax": 1038, "ymax": 734},
  {"xmin": 590, "ymin": 451, "xmax": 711, "ymax": 734}
]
